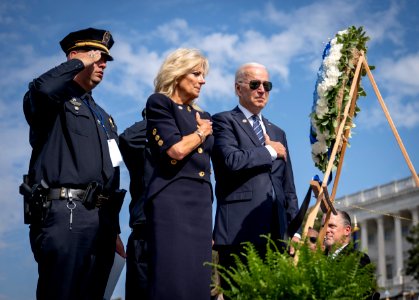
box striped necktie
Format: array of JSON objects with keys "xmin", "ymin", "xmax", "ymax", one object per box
[{"xmin": 251, "ymin": 115, "xmax": 265, "ymax": 145}]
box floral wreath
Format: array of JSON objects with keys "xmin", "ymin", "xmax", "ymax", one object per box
[{"xmin": 310, "ymin": 26, "xmax": 372, "ymax": 173}]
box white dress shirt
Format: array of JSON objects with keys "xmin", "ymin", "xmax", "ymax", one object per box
[{"xmin": 238, "ymin": 104, "xmax": 277, "ymax": 161}]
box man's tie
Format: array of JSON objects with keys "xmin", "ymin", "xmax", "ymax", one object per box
[
  {"xmin": 83, "ymin": 94, "xmax": 114, "ymax": 180},
  {"xmin": 251, "ymin": 115, "xmax": 265, "ymax": 145}
]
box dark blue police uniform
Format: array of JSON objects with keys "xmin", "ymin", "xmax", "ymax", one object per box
[
  {"xmin": 119, "ymin": 112, "xmax": 154, "ymax": 300},
  {"xmin": 23, "ymin": 28, "xmax": 123, "ymax": 300},
  {"xmin": 146, "ymin": 93, "xmax": 213, "ymax": 300}
]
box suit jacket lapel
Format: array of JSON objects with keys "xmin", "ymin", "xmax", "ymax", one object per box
[
  {"xmin": 263, "ymin": 116, "xmax": 283, "ymax": 145},
  {"xmin": 232, "ymin": 106, "xmax": 261, "ymax": 146},
  {"xmin": 262, "ymin": 116, "xmax": 274, "ymax": 139}
]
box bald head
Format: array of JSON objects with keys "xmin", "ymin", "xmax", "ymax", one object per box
[{"xmin": 234, "ymin": 62, "xmax": 271, "ymax": 115}]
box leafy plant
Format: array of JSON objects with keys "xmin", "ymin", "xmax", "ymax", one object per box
[{"xmin": 210, "ymin": 237, "xmax": 378, "ymax": 300}]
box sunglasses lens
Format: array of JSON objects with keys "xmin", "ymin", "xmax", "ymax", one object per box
[
  {"xmin": 248, "ymin": 80, "xmax": 261, "ymax": 90},
  {"xmin": 309, "ymin": 237, "xmax": 317, "ymax": 243},
  {"xmin": 248, "ymin": 80, "xmax": 272, "ymax": 91},
  {"xmin": 263, "ymin": 81, "xmax": 272, "ymax": 91}
]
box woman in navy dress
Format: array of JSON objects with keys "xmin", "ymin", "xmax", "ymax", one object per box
[{"xmin": 145, "ymin": 48, "xmax": 213, "ymax": 299}]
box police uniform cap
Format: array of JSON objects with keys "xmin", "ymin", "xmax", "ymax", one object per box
[{"xmin": 60, "ymin": 27, "xmax": 114, "ymax": 61}]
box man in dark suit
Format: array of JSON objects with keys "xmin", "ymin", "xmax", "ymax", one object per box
[
  {"xmin": 212, "ymin": 62, "xmax": 299, "ymax": 276},
  {"xmin": 324, "ymin": 210, "xmax": 369, "ymax": 263},
  {"xmin": 324, "ymin": 210, "xmax": 380, "ymax": 299}
]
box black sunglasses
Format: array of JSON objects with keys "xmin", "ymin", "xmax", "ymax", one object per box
[
  {"xmin": 240, "ymin": 80, "xmax": 273, "ymax": 92},
  {"xmin": 309, "ymin": 236, "xmax": 317, "ymax": 243}
]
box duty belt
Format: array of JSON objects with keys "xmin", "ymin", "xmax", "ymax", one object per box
[{"xmin": 48, "ymin": 187, "xmax": 110, "ymax": 207}]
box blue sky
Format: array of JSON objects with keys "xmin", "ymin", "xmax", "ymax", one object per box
[{"xmin": 1, "ymin": 0, "xmax": 419, "ymax": 299}]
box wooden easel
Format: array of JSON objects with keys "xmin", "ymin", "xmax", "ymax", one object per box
[{"xmin": 302, "ymin": 51, "xmax": 419, "ymax": 246}]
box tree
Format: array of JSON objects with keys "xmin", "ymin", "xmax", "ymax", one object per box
[{"xmin": 406, "ymin": 223, "xmax": 419, "ymax": 281}]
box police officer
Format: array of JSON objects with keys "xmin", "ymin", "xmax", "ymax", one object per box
[
  {"xmin": 119, "ymin": 109, "xmax": 154, "ymax": 299},
  {"xmin": 22, "ymin": 28, "xmax": 125, "ymax": 300}
]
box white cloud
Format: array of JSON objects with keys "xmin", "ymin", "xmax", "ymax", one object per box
[
  {"xmin": 0, "ymin": 117, "xmax": 31, "ymax": 242},
  {"xmin": 363, "ymin": 1, "xmax": 403, "ymax": 45},
  {"xmin": 154, "ymin": 19, "xmax": 190, "ymax": 44},
  {"xmin": 359, "ymin": 95, "xmax": 419, "ymax": 130},
  {"xmin": 387, "ymin": 97, "xmax": 419, "ymax": 128},
  {"xmin": 199, "ymin": 68, "xmax": 235, "ymax": 111},
  {"xmin": 0, "ymin": 45, "xmax": 62, "ymax": 91},
  {"xmin": 104, "ymin": 39, "xmax": 162, "ymax": 97},
  {"xmin": 199, "ymin": 33, "xmax": 239, "ymax": 65},
  {"xmin": 358, "ymin": 51, "xmax": 419, "ymax": 129},
  {"xmin": 379, "ymin": 52, "xmax": 419, "ymax": 96}
]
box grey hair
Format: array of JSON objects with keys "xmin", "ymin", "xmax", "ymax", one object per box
[{"xmin": 235, "ymin": 62, "xmax": 268, "ymax": 82}]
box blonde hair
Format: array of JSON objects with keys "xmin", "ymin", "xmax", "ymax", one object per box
[{"xmin": 154, "ymin": 48, "xmax": 209, "ymax": 99}]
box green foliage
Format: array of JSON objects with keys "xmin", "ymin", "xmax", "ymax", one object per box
[
  {"xmin": 211, "ymin": 237, "xmax": 378, "ymax": 300},
  {"xmin": 406, "ymin": 223, "xmax": 419, "ymax": 281}
]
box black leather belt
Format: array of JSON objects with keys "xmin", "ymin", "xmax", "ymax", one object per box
[
  {"xmin": 48, "ymin": 188, "xmax": 110, "ymax": 208},
  {"xmin": 48, "ymin": 188, "xmax": 86, "ymax": 201}
]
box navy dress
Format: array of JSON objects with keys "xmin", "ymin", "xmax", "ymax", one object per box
[{"xmin": 145, "ymin": 93, "xmax": 213, "ymax": 300}]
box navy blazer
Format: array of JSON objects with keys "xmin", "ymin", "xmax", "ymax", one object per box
[
  {"xmin": 212, "ymin": 106, "xmax": 298, "ymax": 246},
  {"xmin": 145, "ymin": 93, "xmax": 213, "ymax": 203},
  {"xmin": 330, "ymin": 244, "xmax": 380, "ymax": 300}
]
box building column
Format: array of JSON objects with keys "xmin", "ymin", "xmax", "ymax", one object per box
[
  {"xmin": 393, "ymin": 217, "xmax": 403, "ymax": 285},
  {"xmin": 360, "ymin": 220, "xmax": 368, "ymax": 252},
  {"xmin": 377, "ymin": 216, "xmax": 387, "ymax": 287},
  {"xmin": 412, "ymin": 207, "xmax": 418, "ymax": 225}
]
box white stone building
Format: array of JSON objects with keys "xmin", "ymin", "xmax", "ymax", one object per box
[{"xmin": 335, "ymin": 175, "xmax": 419, "ymax": 299}]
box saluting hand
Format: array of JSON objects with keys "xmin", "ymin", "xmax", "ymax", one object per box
[
  {"xmin": 73, "ymin": 50, "xmax": 102, "ymax": 67},
  {"xmin": 196, "ymin": 112, "xmax": 213, "ymax": 137},
  {"xmin": 264, "ymin": 133, "xmax": 287, "ymax": 161}
]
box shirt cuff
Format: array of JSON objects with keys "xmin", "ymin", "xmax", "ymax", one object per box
[
  {"xmin": 265, "ymin": 145, "xmax": 277, "ymax": 161},
  {"xmin": 294, "ymin": 233, "xmax": 301, "ymax": 239}
]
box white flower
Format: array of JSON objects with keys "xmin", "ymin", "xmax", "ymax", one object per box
[
  {"xmin": 315, "ymin": 101, "xmax": 328, "ymax": 118},
  {"xmin": 317, "ymin": 82, "xmax": 328, "ymax": 95},
  {"xmin": 316, "ymin": 128, "xmax": 330, "ymax": 143},
  {"xmin": 312, "ymin": 141, "xmax": 328, "ymax": 155},
  {"xmin": 324, "ymin": 76, "xmax": 339, "ymax": 88},
  {"xmin": 322, "ymin": 128, "xmax": 331, "ymax": 140},
  {"xmin": 311, "ymin": 118, "xmax": 320, "ymax": 132},
  {"xmin": 325, "ymin": 66, "xmax": 341, "ymax": 79},
  {"xmin": 317, "ymin": 94, "xmax": 327, "ymax": 106},
  {"xmin": 337, "ymin": 29, "xmax": 348, "ymax": 36},
  {"xmin": 312, "ymin": 153, "xmax": 320, "ymax": 164},
  {"xmin": 330, "ymin": 37, "xmax": 338, "ymax": 46}
]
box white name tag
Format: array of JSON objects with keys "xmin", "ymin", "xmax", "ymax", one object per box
[{"xmin": 107, "ymin": 139, "xmax": 123, "ymax": 167}]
